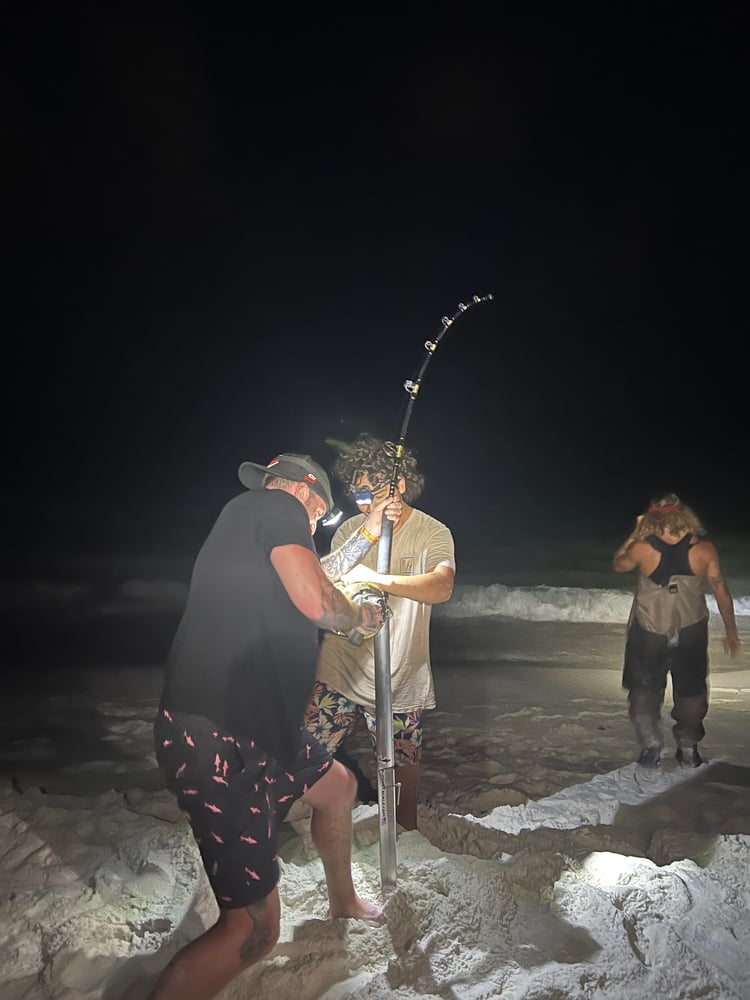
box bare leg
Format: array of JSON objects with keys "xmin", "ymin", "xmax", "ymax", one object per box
[
  {"xmin": 147, "ymin": 889, "xmax": 280, "ymax": 1000},
  {"xmin": 303, "ymin": 759, "xmax": 384, "ymax": 926},
  {"xmin": 395, "ymin": 763, "xmax": 420, "ymax": 831}
]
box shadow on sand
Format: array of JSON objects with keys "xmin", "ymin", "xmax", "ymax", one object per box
[{"xmin": 614, "ymin": 760, "xmax": 750, "ymax": 865}]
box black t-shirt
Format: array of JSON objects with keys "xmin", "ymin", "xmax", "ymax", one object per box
[{"xmin": 162, "ymin": 488, "xmax": 319, "ymax": 763}]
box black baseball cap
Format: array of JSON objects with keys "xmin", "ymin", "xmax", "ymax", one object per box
[{"xmin": 238, "ymin": 453, "xmax": 334, "ymax": 513}]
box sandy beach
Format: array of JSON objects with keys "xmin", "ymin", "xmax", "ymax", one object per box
[{"xmin": 2, "ymin": 614, "xmax": 748, "ymax": 1000}]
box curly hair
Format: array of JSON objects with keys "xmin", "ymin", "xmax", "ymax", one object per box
[
  {"xmin": 329, "ymin": 436, "xmax": 425, "ymax": 502},
  {"xmin": 632, "ymin": 492, "xmax": 706, "ymax": 540}
]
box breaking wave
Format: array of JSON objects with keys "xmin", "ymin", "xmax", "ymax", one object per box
[
  {"xmin": 4, "ymin": 577, "xmax": 749, "ymax": 625},
  {"xmin": 435, "ymin": 583, "xmax": 750, "ymax": 623}
]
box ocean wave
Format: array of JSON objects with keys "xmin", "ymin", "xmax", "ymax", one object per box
[
  {"xmin": 435, "ymin": 583, "xmax": 750, "ymax": 623},
  {"xmin": 3, "ymin": 577, "xmax": 749, "ymax": 624},
  {"xmin": 1, "ymin": 578, "xmax": 189, "ymax": 619}
]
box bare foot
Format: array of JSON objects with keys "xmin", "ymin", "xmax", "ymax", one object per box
[{"xmin": 330, "ymin": 895, "xmax": 385, "ymax": 927}]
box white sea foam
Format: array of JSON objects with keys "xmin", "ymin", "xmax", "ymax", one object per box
[
  {"xmin": 436, "ymin": 583, "xmax": 750, "ymax": 622},
  {"xmin": 3, "ymin": 575, "xmax": 749, "ymax": 624}
]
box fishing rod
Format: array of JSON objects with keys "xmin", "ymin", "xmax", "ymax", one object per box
[
  {"xmin": 385, "ymin": 293, "xmax": 494, "ymax": 501},
  {"xmin": 373, "ymin": 292, "xmax": 493, "ymax": 891}
]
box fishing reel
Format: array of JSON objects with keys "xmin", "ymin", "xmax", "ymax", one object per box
[{"xmin": 331, "ymin": 580, "xmax": 392, "ymax": 645}]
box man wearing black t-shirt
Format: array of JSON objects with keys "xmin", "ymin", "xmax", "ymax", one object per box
[{"xmin": 149, "ymin": 453, "xmax": 391, "ymax": 1000}]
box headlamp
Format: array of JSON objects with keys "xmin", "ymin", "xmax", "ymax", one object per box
[
  {"xmin": 349, "ymin": 477, "xmax": 393, "ymax": 507},
  {"xmin": 321, "ymin": 506, "xmax": 344, "ymax": 527}
]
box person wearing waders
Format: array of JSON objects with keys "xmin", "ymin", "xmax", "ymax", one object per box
[{"xmin": 612, "ymin": 492, "xmax": 740, "ymax": 768}]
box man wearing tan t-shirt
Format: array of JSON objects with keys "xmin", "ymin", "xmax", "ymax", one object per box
[{"xmin": 303, "ymin": 437, "xmax": 455, "ymax": 830}]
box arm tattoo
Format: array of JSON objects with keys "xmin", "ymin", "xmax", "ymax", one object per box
[
  {"xmin": 239, "ymin": 900, "xmax": 275, "ymax": 963},
  {"xmin": 316, "ymin": 579, "xmax": 360, "ymax": 632},
  {"xmin": 320, "ymin": 529, "xmax": 373, "ymax": 581}
]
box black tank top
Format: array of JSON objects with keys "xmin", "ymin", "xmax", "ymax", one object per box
[{"xmin": 647, "ymin": 534, "xmax": 695, "ymax": 586}]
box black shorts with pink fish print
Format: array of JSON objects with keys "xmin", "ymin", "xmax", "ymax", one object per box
[{"xmin": 154, "ymin": 707, "xmax": 333, "ymax": 908}]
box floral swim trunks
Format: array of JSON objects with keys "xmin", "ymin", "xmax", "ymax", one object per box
[{"xmin": 303, "ymin": 680, "xmax": 424, "ymax": 766}]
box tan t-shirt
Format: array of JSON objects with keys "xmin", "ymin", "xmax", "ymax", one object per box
[{"xmin": 316, "ymin": 507, "xmax": 456, "ymax": 714}]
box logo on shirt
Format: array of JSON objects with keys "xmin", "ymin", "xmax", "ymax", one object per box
[{"xmin": 399, "ymin": 557, "xmax": 414, "ymax": 575}]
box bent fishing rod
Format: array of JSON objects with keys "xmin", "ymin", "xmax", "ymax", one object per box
[
  {"xmin": 370, "ymin": 291, "xmax": 493, "ymax": 891},
  {"xmin": 382, "ymin": 292, "xmax": 494, "ymax": 523},
  {"xmin": 345, "ymin": 292, "xmax": 494, "ymax": 642}
]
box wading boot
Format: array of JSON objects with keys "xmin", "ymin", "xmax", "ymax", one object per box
[
  {"xmin": 633, "ymin": 714, "xmax": 663, "ymax": 770},
  {"xmin": 676, "ymin": 745, "xmax": 703, "ymax": 768},
  {"xmin": 637, "ymin": 744, "xmax": 662, "ymax": 769}
]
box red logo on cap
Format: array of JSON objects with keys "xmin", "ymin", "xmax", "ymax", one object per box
[{"xmin": 304, "ymin": 473, "xmax": 318, "ymax": 484}]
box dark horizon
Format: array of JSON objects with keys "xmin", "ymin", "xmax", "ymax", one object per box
[{"xmin": 6, "ymin": 10, "xmax": 745, "ymax": 568}]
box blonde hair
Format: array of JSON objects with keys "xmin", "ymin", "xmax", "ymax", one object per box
[{"xmin": 632, "ymin": 492, "xmax": 706, "ymax": 540}]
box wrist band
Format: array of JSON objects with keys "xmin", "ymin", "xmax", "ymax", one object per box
[{"xmin": 358, "ymin": 524, "xmax": 378, "ymax": 545}]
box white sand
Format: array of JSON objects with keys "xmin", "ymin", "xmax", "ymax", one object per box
[{"xmin": 1, "ymin": 654, "xmax": 749, "ymax": 1000}]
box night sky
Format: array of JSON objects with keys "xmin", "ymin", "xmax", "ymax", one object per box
[{"xmin": 6, "ymin": 10, "xmax": 745, "ymax": 570}]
